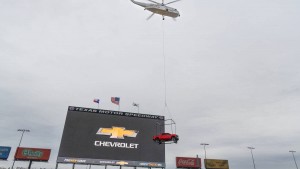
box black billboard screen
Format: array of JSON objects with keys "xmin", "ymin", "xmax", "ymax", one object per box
[{"xmin": 57, "ymin": 106, "xmax": 165, "ymax": 168}]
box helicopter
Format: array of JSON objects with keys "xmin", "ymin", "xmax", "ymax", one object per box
[{"xmin": 130, "ymin": 0, "xmax": 181, "ymax": 20}]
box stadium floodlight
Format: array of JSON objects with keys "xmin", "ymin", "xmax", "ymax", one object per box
[
  {"xmin": 18, "ymin": 129, "xmax": 30, "ymax": 132},
  {"xmin": 11, "ymin": 129, "xmax": 30, "ymax": 169},
  {"xmin": 200, "ymin": 143, "xmax": 209, "ymax": 159},
  {"xmin": 247, "ymin": 147, "xmax": 256, "ymax": 169},
  {"xmin": 289, "ymin": 150, "xmax": 299, "ymax": 169}
]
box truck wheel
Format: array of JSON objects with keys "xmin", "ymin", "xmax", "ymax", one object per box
[{"xmin": 172, "ymin": 137, "xmax": 177, "ymax": 143}]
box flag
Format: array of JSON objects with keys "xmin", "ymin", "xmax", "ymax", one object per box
[
  {"xmin": 132, "ymin": 102, "xmax": 139, "ymax": 107},
  {"xmin": 93, "ymin": 99, "xmax": 100, "ymax": 104},
  {"xmin": 111, "ymin": 97, "xmax": 120, "ymax": 105}
]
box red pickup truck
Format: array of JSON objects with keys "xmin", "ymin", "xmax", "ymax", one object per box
[{"xmin": 153, "ymin": 133, "xmax": 179, "ymax": 144}]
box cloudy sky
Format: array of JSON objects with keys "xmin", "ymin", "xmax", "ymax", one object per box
[{"xmin": 1, "ymin": 0, "xmax": 300, "ymax": 169}]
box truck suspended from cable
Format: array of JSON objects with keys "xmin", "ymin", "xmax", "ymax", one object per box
[{"xmin": 153, "ymin": 119, "xmax": 179, "ymax": 144}]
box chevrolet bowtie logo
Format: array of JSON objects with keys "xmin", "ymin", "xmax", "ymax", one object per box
[
  {"xmin": 116, "ymin": 161, "xmax": 129, "ymax": 165},
  {"xmin": 96, "ymin": 127, "xmax": 138, "ymax": 139}
]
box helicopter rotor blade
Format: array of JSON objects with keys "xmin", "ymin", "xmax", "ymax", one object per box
[
  {"xmin": 146, "ymin": 0, "xmax": 160, "ymax": 4},
  {"xmin": 165, "ymin": 0, "xmax": 181, "ymax": 5},
  {"xmin": 146, "ymin": 13, "xmax": 155, "ymax": 20}
]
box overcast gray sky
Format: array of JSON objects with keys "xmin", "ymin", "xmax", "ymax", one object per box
[{"xmin": 1, "ymin": 0, "xmax": 300, "ymax": 169}]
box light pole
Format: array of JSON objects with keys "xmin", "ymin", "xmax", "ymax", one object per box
[
  {"xmin": 289, "ymin": 150, "xmax": 299, "ymax": 169},
  {"xmin": 200, "ymin": 143, "xmax": 209, "ymax": 159},
  {"xmin": 11, "ymin": 129, "xmax": 30, "ymax": 169},
  {"xmin": 247, "ymin": 147, "xmax": 256, "ymax": 169}
]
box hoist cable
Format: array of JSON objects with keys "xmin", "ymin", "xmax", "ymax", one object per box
[{"xmin": 162, "ymin": 20, "xmax": 174, "ymax": 121}]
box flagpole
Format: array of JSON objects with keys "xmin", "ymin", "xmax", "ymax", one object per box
[
  {"xmin": 133, "ymin": 103, "xmax": 140, "ymax": 113},
  {"xmin": 94, "ymin": 99, "xmax": 100, "ymax": 109}
]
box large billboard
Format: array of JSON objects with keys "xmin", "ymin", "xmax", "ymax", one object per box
[
  {"xmin": 176, "ymin": 157, "xmax": 201, "ymax": 168},
  {"xmin": 0, "ymin": 146, "xmax": 11, "ymax": 160},
  {"xmin": 57, "ymin": 106, "xmax": 165, "ymax": 168},
  {"xmin": 204, "ymin": 159, "xmax": 229, "ymax": 169},
  {"xmin": 15, "ymin": 147, "xmax": 51, "ymax": 161}
]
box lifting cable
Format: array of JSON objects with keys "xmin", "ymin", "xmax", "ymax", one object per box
[{"xmin": 162, "ymin": 20, "xmax": 174, "ymax": 121}]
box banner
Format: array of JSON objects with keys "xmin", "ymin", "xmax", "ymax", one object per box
[
  {"xmin": 0, "ymin": 146, "xmax": 11, "ymax": 160},
  {"xmin": 176, "ymin": 157, "xmax": 201, "ymax": 168},
  {"xmin": 205, "ymin": 159, "xmax": 229, "ymax": 169},
  {"xmin": 15, "ymin": 147, "xmax": 51, "ymax": 161}
]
